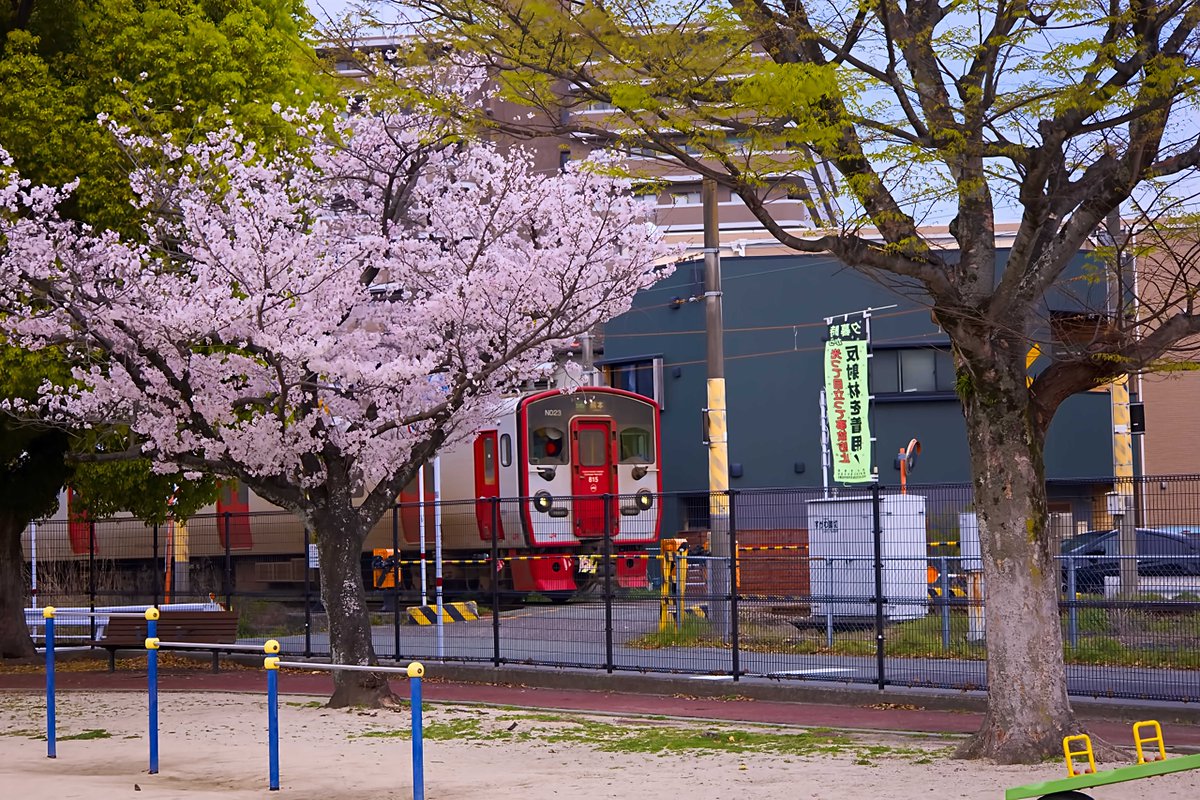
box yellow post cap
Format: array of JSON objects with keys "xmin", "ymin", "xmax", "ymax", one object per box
[
  {"xmin": 145, "ymin": 637, "xmax": 160, "ymax": 650},
  {"xmin": 264, "ymin": 639, "xmax": 280, "ymax": 655},
  {"xmin": 144, "ymin": 607, "xmax": 160, "ymax": 621},
  {"xmin": 407, "ymin": 661, "xmax": 425, "ymax": 679},
  {"xmin": 264, "ymin": 656, "xmax": 280, "ymax": 671},
  {"xmin": 43, "ymin": 606, "xmax": 56, "ymax": 619}
]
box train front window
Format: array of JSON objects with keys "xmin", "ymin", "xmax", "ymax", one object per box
[
  {"xmin": 530, "ymin": 426, "xmax": 567, "ymax": 464},
  {"xmin": 577, "ymin": 428, "xmax": 608, "ymax": 467},
  {"xmin": 619, "ymin": 427, "xmax": 653, "ymax": 463}
]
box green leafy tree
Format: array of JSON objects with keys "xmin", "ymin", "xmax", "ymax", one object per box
[
  {"xmin": 0, "ymin": 347, "xmax": 72, "ymax": 658},
  {"xmin": 394, "ymin": 0, "xmax": 1200, "ymax": 761},
  {"xmin": 0, "ymin": 0, "xmax": 330, "ymax": 658}
]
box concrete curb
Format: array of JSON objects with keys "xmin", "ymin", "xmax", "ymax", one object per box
[
  {"xmin": 27, "ymin": 649, "xmax": 1200, "ymax": 727},
  {"xmin": 418, "ymin": 663, "xmax": 1200, "ymax": 725}
]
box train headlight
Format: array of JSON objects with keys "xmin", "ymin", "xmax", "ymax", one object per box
[
  {"xmin": 635, "ymin": 489, "xmax": 654, "ymax": 511},
  {"xmin": 533, "ymin": 491, "xmax": 554, "ymax": 513}
]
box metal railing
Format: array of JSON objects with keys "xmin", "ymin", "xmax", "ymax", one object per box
[{"xmin": 17, "ymin": 474, "xmax": 1200, "ymax": 701}]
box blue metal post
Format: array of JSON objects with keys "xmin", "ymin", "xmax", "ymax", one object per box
[
  {"xmin": 268, "ymin": 666, "xmax": 279, "ymax": 790},
  {"xmin": 44, "ymin": 609, "xmax": 56, "ymax": 758},
  {"xmin": 146, "ymin": 611, "xmax": 159, "ymax": 774},
  {"xmin": 408, "ymin": 663, "xmax": 425, "ymax": 800},
  {"xmin": 262, "ymin": 641, "xmax": 282, "ymax": 791}
]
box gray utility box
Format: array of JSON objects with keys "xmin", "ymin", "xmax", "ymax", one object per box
[{"xmin": 807, "ymin": 495, "xmax": 929, "ymax": 622}]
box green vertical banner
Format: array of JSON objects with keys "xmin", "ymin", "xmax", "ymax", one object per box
[{"xmin": 825, "ymin": 317, "xmax": 873, "ymax": 483}]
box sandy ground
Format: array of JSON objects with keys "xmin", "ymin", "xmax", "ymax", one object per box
[{"xmin": 2, "ymin": 690, "xmax": 1199, "ymax": 800}]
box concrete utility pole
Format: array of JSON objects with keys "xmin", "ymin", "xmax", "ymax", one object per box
[
  {"xmin": 1106, "ymin": 209, "xmax": 1138, "ymax": 596},
  {"xmin": 702, "ymin": 178, "xmax": 731, "ymax": 640},
  {"xmin": 580, "ymin": 331, "xmax": 595, "ymax": 386}
]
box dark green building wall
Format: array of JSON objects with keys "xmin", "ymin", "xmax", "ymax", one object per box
[{"xmin": 603, "ymin": 252, "xmax": 1114, "ymax": 502}]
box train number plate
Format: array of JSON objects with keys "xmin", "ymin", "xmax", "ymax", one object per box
[{"xmin": 578, "ymin": 555, "xmax": 598, "ymax": 574}]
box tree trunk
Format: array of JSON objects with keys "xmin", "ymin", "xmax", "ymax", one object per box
[
  {"xmin": 314, "ymin": 508, "xmax": 396, "ymax": 708},
  {"xmin": 0, "ymin": 510, "xmax": 36, "ymax": 659},
  {"xmin": 955, "ymin": 353, "xmax": 1077, "ymax": 762}
]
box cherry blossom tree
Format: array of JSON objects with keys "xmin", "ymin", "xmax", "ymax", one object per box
[{"xmin": 0, "ymin": 104, "xmax": 671, "ymax": 705}]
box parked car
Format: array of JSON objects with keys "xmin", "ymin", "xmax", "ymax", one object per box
[
  {"xmin": 1059, "ymin": 528, "xmax": 1200, "ymax": 595},
  {"xmin": 1151, "ymin": 524, "xmax": 1200, "ymax": 536}
]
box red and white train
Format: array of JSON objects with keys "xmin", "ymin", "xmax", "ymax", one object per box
[
  {"xmin": 427, "ymin": 385, "xmax": 663, "ymax": 593},
  {"xmin": 45, "ymin": 386, "xmax": 663, "ymax": 597}
]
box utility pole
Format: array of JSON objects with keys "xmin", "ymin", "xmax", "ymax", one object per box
[
  {"xmin": 1107, "ymin": 208, "xmax": 1137, "ymax": 596},
  {"xmin": 581, "ymin": 331, "xmax": 595, "ymax": 386},
  {"xmin": 702, "ymin": 178, "xmax": 731, "ymax": 640}
]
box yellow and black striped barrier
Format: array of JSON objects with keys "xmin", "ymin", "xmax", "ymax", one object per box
[
  {"xmin": 407, "ymin": 601, "xmax": 480, "ymax": 626},
  {"xmin": 736, "ymin": 542, "xmax": 961, "ymax": 551},
  {"xmin": 736, "ymin": 545, "xmax": 808, "ymax": 552},
  {"xmin": 380, "ymin": 553, "xmax": 660, "ymax": 567}
]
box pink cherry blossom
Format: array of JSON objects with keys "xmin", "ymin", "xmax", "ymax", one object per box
[{"xmin": 1, "ymin": 102, "xmax": 673, "ymax": 686}]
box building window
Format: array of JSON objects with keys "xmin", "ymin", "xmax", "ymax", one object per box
[
  {"xmin": 680, "ymin": 494, "xmax": 710, "ymax": 532},
  {"xmin": 670, "ymin": 191, "xmax": 702, "ymax": 206},
  {"xmin": 872, "ymin": 347, "xmax": 955, "ymax": 394},
  {"xmin": 603, "ymin": 357, "xmax": 664, "ymax": 408}
]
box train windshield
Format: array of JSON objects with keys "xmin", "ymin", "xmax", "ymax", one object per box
[
  {"xmin": 525, "ymin": 391, "xmax": 657, "ymax": 465},
  {"xmin": 529, "ymin": 426, "xmax": 567, "ymax": 464}
]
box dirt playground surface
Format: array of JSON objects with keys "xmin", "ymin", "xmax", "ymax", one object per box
[{"xmin": 2, "ymin": 689, "xmax": 1200, "ymax": 800}]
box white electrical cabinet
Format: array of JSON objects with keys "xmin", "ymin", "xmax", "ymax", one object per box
[
  {"xmin": 807, "ymin": 495, "xmax": 928, "ymax": 621},
  {"xmin": 958, "ymin": 512, "xmax": 982, "ymax": 571}
]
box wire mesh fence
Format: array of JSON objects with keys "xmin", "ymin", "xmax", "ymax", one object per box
[{"xmin": 16, "ymin": 475, "xmax": 1200, "ymax": 701}]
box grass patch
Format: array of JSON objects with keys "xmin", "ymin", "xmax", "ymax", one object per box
[
  {"xmin": 537, "ymin": 719, "xmax": 854, "ymax": 756},
  {"xmin": 629, "ymin": 619, "xmax": 724, "ymax": 649},
  {"xmin": 0, "ymin": 729, "xmax": 38, "ymax": 738},
  {"xmin": 347, "ymin": 709, "xmax": 952, "ymax": 763},
  {"xmin": 237, "ymin": 599, "xmax": 305, "ymax": 639},
  {"xmin": 495, "ymin": 712, "xmax": 570, "ymax": 723},
  {"xmin": 637, "ymin": 609, "xmax": 1200, "ymax": 670},
  {"xmin": 286, "ymin": 701, "xmax": 324, "ymax": 709},
  {"xmin": 355, "ymin": 718, "xmax": 485, "ymax": 742},
  {"xmin": 59, "ymin": 729, "xmax": 111, "ymax": 741}
]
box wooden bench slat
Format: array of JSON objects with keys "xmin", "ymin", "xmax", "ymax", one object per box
[{"xmin": 90, "ymin": 610, "xmax": 241, "ymax": 672}]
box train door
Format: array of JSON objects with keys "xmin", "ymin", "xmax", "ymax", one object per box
[
  {"xmin": 474, "ymin": 431, "xmax": 503, "ymax": 541},
  {"xmin": 216, "ymin": 481, "xmax": 254, "ymax": 550},
  {"xmin": 570, "ymin": 419, "xmax": 616, "ymax": 538}
]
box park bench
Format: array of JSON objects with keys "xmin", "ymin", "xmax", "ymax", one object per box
[{"xmin": 91, "ymin": 610, "xmax": 239, "ymax": 673}]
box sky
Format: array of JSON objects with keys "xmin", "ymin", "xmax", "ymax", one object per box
[
  {"xmin": 300, "ymin": 1, "xmax": 1200, "ymax": 227},
  {"xmin": 307, "ymin": 0, "xmax": 409, "ymax": 27}
]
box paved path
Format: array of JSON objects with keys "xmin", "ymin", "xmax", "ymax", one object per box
[
  {"xmin": 266, "ymin": 601, "xmax": 1200, "ymax": 702},
  {"xmin": 5, "ymin": 665, "xmax": 1200, "ymax": 751}
]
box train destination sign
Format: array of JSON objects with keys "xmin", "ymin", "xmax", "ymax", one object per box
[{"xmin": 824, "ymin": 318, "xmax": 873, "ymax": 484}]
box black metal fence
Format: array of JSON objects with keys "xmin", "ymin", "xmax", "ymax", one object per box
[{"xmin": 18, "ymin": 475, "xmax": 1200, "ymax": 701}]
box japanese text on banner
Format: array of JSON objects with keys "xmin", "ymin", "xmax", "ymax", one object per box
[{"xmin": 824, "ymin": 318, "xmax": 873, "ymax": 483}]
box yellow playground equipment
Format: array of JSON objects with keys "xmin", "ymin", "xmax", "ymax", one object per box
[{"xmin": 1006, "ymin": 720, "xmax": 1200, "ymax": 800}]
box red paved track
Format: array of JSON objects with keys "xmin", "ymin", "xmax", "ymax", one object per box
[{"xmin": 4, "ymin": 668, "xmax": 1200, "ymax": 749}]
